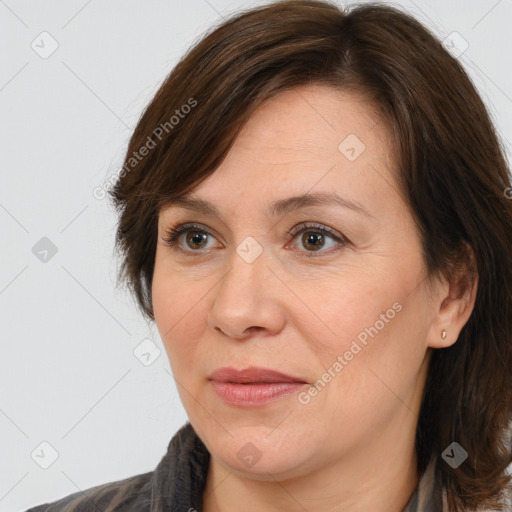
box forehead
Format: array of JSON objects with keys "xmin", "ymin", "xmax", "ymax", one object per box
[
  {"xmin": 159, "ymin": 83, "xmax": 400, "ymax": 221},
  {"xmin": 236, "ymin": 84, "xmax": 388, "ymax": 155}
]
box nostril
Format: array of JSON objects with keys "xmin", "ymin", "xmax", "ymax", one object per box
[{"xmin": 246, "ymin": 326, "xmax": 263, "ymax": 333}]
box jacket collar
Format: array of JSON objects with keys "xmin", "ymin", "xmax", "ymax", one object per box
[{"xmin": 150, "ymin": 422, "xmax": 210, "ymax": 512}]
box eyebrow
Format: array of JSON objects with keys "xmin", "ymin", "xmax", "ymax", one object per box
[{"xmin": 164, "ymin": 192, "xmax": 373, "ymax": 219}]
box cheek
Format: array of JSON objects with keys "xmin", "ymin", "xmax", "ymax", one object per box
[
  {"xmin": 152, "ymin": 267, "xmax": 208, "ymax": 376},
  {"xmin": 291, "ymin": 275, "xmax": 401, "ymax": 357},
  {"xmin": 290, "ymin": 268, "xmax": 428, "ymax": 402}
]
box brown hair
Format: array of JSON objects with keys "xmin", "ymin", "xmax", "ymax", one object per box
[{"xmin": 109, "ymin": 1, "xmax": 512, "ymax": 510}]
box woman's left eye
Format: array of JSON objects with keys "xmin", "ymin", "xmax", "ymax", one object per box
[
  {"xmin": 162, "ymin": 222, "xmax": 349, "ymax": 256},
  {"xmin": 286, "ymin": 222, "xmax": 349, "ymax": 256}
]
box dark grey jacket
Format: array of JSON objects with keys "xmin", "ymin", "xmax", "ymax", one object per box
[{"xmin": 24, "ymin": 422, "xmax": 450, "ymax": 512}]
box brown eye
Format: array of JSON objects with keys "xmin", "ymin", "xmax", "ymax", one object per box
[
  {"xmin": 287, "ymin": 222, "xmax": 349, "ymax": 256},
  {"xmin": 184, "ymin": 231, "xmax": 209, "ymax": 250},
  {"xmin": 300, "ymin": 231, "xmax": 327, "ymax": 251},
  {"xmin": 163, "ymin": 223, "xmax": 219, "ymax": 254}
]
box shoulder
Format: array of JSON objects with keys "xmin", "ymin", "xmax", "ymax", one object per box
[
  {"xmin": 25, "ymin": 422, "xmax": 210, "ymax": 512},
  {"xmin": 24, "ymin": 471, "xmax": 153, "ymax": 512}
]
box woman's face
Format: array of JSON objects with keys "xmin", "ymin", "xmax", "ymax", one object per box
[{"xmin": 152, "ymin": 84, "xmax": 443, "ymax": 479}]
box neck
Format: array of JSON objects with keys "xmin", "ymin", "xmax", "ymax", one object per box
[{"xmin": 202, "ymin": 414, "xmax": 420, "ymax": 512}]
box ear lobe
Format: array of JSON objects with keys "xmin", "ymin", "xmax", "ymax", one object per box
[{"xmin": 427, "ymin": 244, "xmax": 478, "ymax": 349}]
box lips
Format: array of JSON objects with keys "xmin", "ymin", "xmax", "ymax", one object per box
[
  {"xmin": 208, "ymin": 366, "xmax": 308, "ymax": 407},
  {"xmin": 208, "ymin": 366, "xmax": 307, "ymax": 384}
]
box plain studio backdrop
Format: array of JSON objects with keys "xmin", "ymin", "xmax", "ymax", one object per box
[{"xmin": 1, "ymin": 0, "xmax": 511, "ymax": 511}]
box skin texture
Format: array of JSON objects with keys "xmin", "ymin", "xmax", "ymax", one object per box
[{"xmin": 152, "ymin": 84, "xmax": 477, "ymax": 512}]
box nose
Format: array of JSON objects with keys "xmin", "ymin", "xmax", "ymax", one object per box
[{"xmin": 206, "ymin": 245, "xmax": 286, "ymax": 340}]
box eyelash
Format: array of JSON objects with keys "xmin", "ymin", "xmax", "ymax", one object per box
[{"xmin": 162, "ymin": 222, "xmax": 349, "ymax": 258}]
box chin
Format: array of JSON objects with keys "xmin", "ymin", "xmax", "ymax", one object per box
[{"xmin": 208, "ymin": 426, "xmax": 318, "ymax": 480}]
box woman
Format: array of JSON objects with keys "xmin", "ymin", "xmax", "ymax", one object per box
[{"xmin": 26, "ymin": 0, "xmax": 512, "ymax": 511}]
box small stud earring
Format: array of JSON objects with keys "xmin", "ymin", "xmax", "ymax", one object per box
[{"xmin": 441, "ymin": 329, "xmax": 447, "ymax": 340}]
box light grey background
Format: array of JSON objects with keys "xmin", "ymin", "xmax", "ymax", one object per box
[{"xmin": 1, "ymin": 1, "xmax": 511, "ymax": 510}]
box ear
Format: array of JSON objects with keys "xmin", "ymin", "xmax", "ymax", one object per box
[{"xmin": 426, "ymin": 243, "xmax": 478, "ymax": 349}]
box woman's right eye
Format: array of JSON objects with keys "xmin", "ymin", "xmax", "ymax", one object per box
[{"xmin": 163, "ymin": 223, "xmax": 219, "ymax": 254}]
